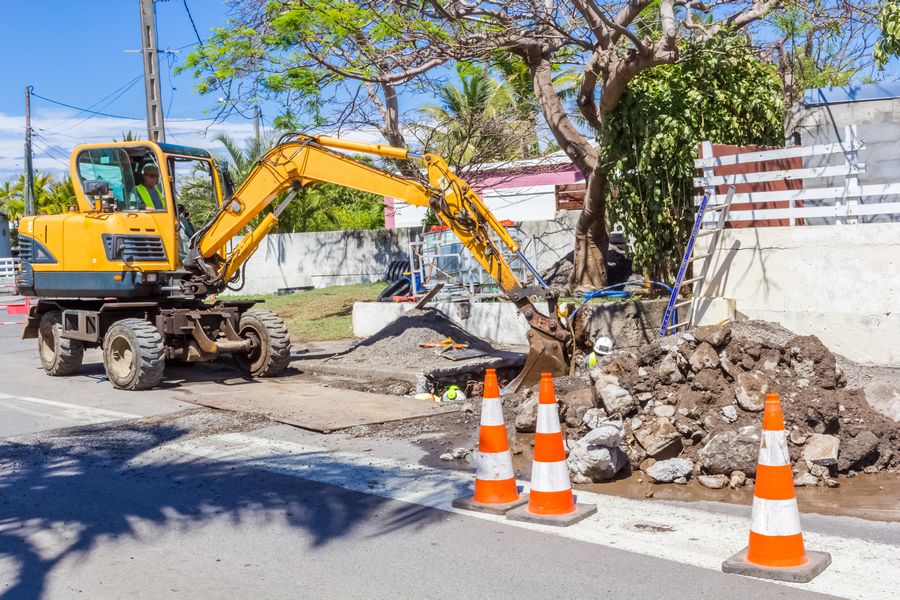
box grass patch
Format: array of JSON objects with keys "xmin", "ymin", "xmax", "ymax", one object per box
[{"xmin": 229, "ymin": 282, "xmax": 387, "ymax": 342}]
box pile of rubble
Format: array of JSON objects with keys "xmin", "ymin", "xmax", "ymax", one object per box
[{"xmin": 515, "ymin": 321, "xmax": 899, "ymax": 489}]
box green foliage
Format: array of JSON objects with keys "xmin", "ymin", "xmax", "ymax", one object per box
[
  {"xmin": 0, "ymin": 172, "xmax": 77, "ymax": 221},
  {"xmin": 415, "ymin": 63, "xmax": 529, "ymax": 166},
  {"xmin": 875, "ymin": 1, "xmax": 900, "ymax": 68},
  {"xmin": 185, "ymin": 132, "xmax": 384, "ymax": 234},
  {"xmin": 179, "ymin": 1, "xmax": 455, "ymax": 126},
  {"xmin": 603, "ymin": 34, "xmax": 785, "ymax": 280}
]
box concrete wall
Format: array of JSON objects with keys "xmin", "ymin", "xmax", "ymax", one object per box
[
  {"xmin": 695, "ymin": 223, "xmax": 900, "ymax": 366},
  {"xmin": 789, "ymin": 91, "xmax": 900, "ymax": 224},
  {"xmin": 235, "ymin": 227, "xmax": 417, "ymax": 295},
  {"xmin": 353, "ymin": 298, "xmax": 666, "ymax": 349},
  {"xmin": 230, "ymin": 215, "xmax": 580, "ymax": 296}
]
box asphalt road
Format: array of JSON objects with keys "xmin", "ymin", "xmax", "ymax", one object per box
[{"xmin": 0, "ymin": 309, "xmax": 894, "ymax": 600}]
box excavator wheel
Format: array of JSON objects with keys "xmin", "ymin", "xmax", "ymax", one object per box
[
  {"xmin": 102, "ymin": 318, "xmax": 166, "ymax": 391},
  {"xmin": 233, "ymin": 309, "xmax": 291, "ymax": 377},
  {"xmin": 38, "ymin": 311, "xmax": 84, "ymax": 376}
]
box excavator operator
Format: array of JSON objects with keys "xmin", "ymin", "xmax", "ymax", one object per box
[{"xmin": 131, "ymin": 163, "xmax": 165, "ymax": 210}]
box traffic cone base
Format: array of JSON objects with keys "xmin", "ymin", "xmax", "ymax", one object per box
[
  {"xmin": 506, "ymin": 373, "xmax": 597, "ymax": 527},
  {"xmin": 722, "ymin": 393, "xmax": 830, "ymax": 583},
  {"xmin": 506, "ymin": 495, "xmax": 597, "ymax": 527},
  {"xmin": 722, "ymin": 548, "xmax": 832, "ymax": 583},
  {"xmin": 453, "ymin": 369, "xmax": 526, "ymax": 515}
]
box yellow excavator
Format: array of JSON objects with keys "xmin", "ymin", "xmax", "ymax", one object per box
[{"xmin": 16, "ymin": 133, "xmax": 570, "ymax": 390}]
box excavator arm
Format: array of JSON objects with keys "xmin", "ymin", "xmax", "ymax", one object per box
[{"xmin": 188, "ymin": 133, "xmax": 570, "ymax": 389}]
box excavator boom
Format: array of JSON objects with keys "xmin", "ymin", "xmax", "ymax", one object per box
[{"xmin": 190, "ymin": 133, "xmax": 570, "ymax": 389}]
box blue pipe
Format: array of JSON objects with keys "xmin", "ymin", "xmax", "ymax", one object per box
[{"xmin": 570, "ymin": 280, "xmax": 673, "ymax": 319}]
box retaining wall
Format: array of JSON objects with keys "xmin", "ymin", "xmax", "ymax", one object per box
[
  {"xmin": 236, "ymin": 227, "xmax": 417, "ymax": 294},
  {"xmin": 694, "ymin": 222, "xmax": 900, "ymax": 366},
  {"xmin": 353, "ymin": 299, "xmax": 666, "ymax": 349},
  {"xmin": 230, "ymin": 213, "xmax": 581, "ymax": 295}
]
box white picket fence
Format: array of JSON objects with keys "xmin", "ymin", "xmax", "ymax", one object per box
[
  {"xmin": 693, "ymin": 126, "xmax": 900, "ymax": 226},
  {"xmin": 0, "ymin": 257, "xmax": 18, "ymax": 294}
]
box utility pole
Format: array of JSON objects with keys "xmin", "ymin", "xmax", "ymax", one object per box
[
  {"xmin": 139, "ymin": 0, "xmax": 166, "ymax": 142},
  {"xmin": 24, "ymin": 86, "xmax": 35, "ymax": 217},
  {"xmin": 253, "ymin": 106, "xmax": 261, "ymax": 144}
]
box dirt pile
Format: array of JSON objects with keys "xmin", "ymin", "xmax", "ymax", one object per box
[
  {"xmin": 326, "ymin": 308, "xmax": 524, "ymax": 385},
  {"xmin": 528, "ymin": 320, "xmax": 899, "ymax": 486}
]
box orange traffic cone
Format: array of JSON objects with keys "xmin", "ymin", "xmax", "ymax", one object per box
[
  {"xmin": 722, "ymin": 393, "xmax": 831, "ymax": 582},
  {"xmin": 452, "ymin": 369, "xmax": 526, "ymax": 515},
  {"xmin": 506, "ymin": 373, "xmax": 597, "ymax": 527}
]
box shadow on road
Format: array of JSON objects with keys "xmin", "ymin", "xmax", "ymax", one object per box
[{"xmin": 0, "ymin": 411, "xmax": 445, "ymax": 600}]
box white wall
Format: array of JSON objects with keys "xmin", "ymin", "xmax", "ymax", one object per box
[
  {"xmin": 695, "ymin": 223, "xmax": 900, "ymax": 366},
  {"xmin": 390, "ymin": 184, "xmax": 558, "ymax": 228},
  {"xmin": 233, "ymin": 228, "xmax": 415, "ymax": 295}
]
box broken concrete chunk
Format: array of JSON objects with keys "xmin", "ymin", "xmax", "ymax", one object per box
[
  {"xmin": 657, "ymin": 352, "xmax": 686, "ymax": 384},
  {"xmin": 693, "ymin": 323, "xmax": 732, "ymax": 348},
  {"xmin": 582, "ymin": 408, "xmax": 607, "ymax": 430},
  {"xmin": 735, "ymin": 371, "xmax": 768, "ymax": 412},
  {"xmin": 634, "ymin": 418, "xmax": 682, "ymax": 459},
  {"xmin": 689, "ymin": 342, "xmax": 720, "ymax": 372},
  {"xmin": 646, "ymin": 458, "xmax": 693, "ymax": 483},
  {"xmin": 653, "ymin": 405, "xmax": 676, "ymax": 418},
  {"xmin": 789, "ymin": 430, "xmax": 807, "ymax": 445},
  {"xmin": 698, "ymin": 474, "xmax": 729, "ymax": 489},
  {"xmin": 698, "ymin": 425, "xmax": 761, "ymax": 475},
  {"xmin": 838, "ymin": 430, "xmax": 878, "ymax": 471},
  {"xmin": 599, "ymin": 384, "xmax": 636, "ymax": 416},
  {"xmin": 729, "ymin": 470, "xmax": 747, "ymax": 488},
  {"xmin": 721, "ymin": 405, "xmax": 738, "ymax": 423},
  {"xmin": 580, "ymin": 422, "xmax": 624, "ymax": 448},
  {"xmin": 568, "ymin": 441, "xmax": 628, "ymax": 483},
  {"xmin": 514, "ymin": 397, "xmax": 538, "ymax": 433},
  {"xmin": 802, "ymin": 434, "xmax": 840, "ymax": 467},
  {"xmin": 793, "ymin": 472, "xmax": 819, "ymax": 486}
]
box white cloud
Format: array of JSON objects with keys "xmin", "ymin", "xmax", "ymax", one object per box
[{"xmin": 0, "ymin": 108, "xmax": 392, "ymax": 182}]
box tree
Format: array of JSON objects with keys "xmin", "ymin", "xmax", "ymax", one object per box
[
  {"xmin": 412, "ymin": 63, "xmax": 531, "ymax": 172},
  {"xmin": 0, "ymin": 172, "xmax": 71, "ymax": 222},
  {"xmin": 185, "ymin": 0, "xmax": 789, "ymax": 289},
  {"xmin": 767, "ymin": 2, "xmax": 887, "ymax": 108},
  {"xmin": 875, "ymin": 0, "xmax": 900, "ymax": 68},
  {"xmin": 605, "ymin": 34, "xmax": 784, "ymax": 280},
  {"xmin": 185, "ymin": 132, "xmax": 384, "ymax": 233}
]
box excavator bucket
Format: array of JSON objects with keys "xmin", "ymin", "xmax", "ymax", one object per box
[{"xmin": 504, "ymin": 329, "xmax": 569, "ymax": 394}]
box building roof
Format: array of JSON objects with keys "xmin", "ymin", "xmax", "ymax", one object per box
[{"xmin": 804, "ymin": 81, "xmax": 900, "ymax": 106}]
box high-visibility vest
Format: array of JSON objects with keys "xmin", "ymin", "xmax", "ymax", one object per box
[{"xmin": 135, "ymin": 185, "xmax": 163, "ymax": 209}]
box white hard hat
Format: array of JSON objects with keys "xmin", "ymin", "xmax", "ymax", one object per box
[{"xmin": 593, "ymin": 336, "xmax": 614, "ymax": 355}]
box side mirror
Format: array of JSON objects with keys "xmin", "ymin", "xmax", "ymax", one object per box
[{"xmin": 83, "ymin": 180, "xmax": 110, "ymax": 197}]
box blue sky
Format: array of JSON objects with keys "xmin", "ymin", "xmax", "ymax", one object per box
[{"xmin": 0, "ymin": 0, "xmax": 309, "ymax": 180}]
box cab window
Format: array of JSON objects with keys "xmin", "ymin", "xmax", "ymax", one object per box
[{"xmin": 76, "ymin": 147, "xmax": 168, "ymax": 212}]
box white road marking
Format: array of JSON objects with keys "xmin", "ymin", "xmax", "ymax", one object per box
[
  {"xmin": 0, "ymin": 393, "xmax": 138, "ymax": 426},
  {"xmin": 170, "ymin": 433, "xmax": 896, "ymax": 600}
]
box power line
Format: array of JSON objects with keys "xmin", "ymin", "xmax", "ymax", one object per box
[
  {"xmin": 31, "ymin": 91, "xmax": 143, "ymax": 121},
  {"xmin": 40, "ymin": 75, "xmax": 145, "ymax": 133},
  {"xmin": 30, "ymin": 89, "xmax": 216, "ymax": 123}
]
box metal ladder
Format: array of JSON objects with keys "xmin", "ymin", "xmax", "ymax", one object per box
[{"xmin": 658, "ymin": 186, "xmax": 734, "ymax": 337}]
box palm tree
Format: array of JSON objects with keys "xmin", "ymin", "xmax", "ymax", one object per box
[
  {"xmin": 417, "ymin": 64, "xmax": 526, "ymax": 167},
  {"xmin": 212, "ymin": 132, "xmax": 271, "ymax": 185}
]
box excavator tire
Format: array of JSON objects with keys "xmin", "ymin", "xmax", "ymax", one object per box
[
  {"xmin": 38, "ymin": 311, "xmax": 84, "ymax": 376},
  {"xmin": 102, "ymin": 318, "xmax": 166, "ymax": 391},
  {"xmin": 233, "ymin": 309, "xmax": 291, "ymax": 377}
]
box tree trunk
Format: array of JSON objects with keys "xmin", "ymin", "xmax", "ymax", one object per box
[{"xmin": 571, "ymin": 164, "xmax": 610, "ymax": 290}]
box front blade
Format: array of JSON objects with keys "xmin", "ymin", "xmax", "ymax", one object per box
[{"xmin": 504, "ymin": 329, "xmax": 568, "ymax": 394}]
